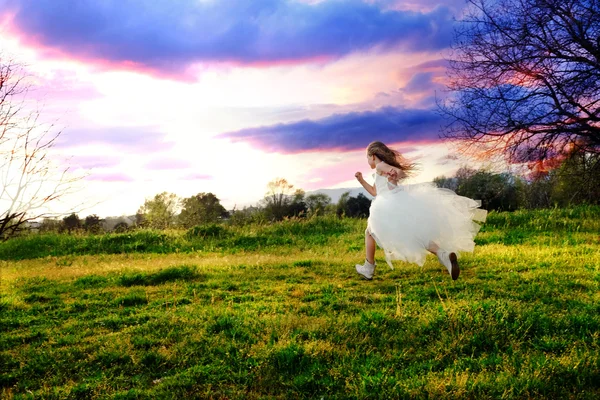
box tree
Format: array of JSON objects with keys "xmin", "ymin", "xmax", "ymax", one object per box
[
  {"xmin": 305, "ymin": 193, "xmax": 332, "ymax": 217},
  {"xmin": 264, "ymin": 178, "xmax": 293, "ymax": 207},
  {"xmin": 0, "ymin": 58, "xmax": 80, "ymax": 240},
  {"xmin": 432, "ymin": 176, "xmax": 458, "ymax": 192},
  {"xmin": 62, "ymin": 213, "xmax": 81, "ymax": 233},
  {"xmin": 113, "ymin": 222, "xmax": 129, "ymax": 233},
  {"xmin": 134, "ymin": 212, "xmax": 145, "ymax": 227},
  {"xmin": 178, "ymin": 192, "xmax": 228, "ymax": 228},
  {"xmin": 228, "ymin": 206, "xmax": 265, "ymax": 226},
  {"xmin": 262, "ymin": 178, "xmax": 303, "ymax": 221},
  {"xmin": 434, "ymin": 167, "xmax": 523, "ymax": 211},
  {"xmin": 456, "ymin": 170, "xmax": 521, "ymax": 211},
  {"xmin": 83, "ymin": 214, "xmax": 102, "ymax": 233},
  {"xmin": 337, "ymin": 192, "xmax": 371, "ymax": 218},
  {"xmin": 336, "ymin": 192, "xmax": 350, "ymax": 217},
  {"xmin": 287, "ymin": 189, "xmax": 307, "ymax": 218},
  {"xmin": 39, "ymin": 217, "xmax": 61, "ymax": 233},
  {"xmin": 441, "ymin": 0, "xmax": 600, "ymax": 165},
  {"xmin": 521, "ymin": 173, "xmax": 555, "ymax": 208},
  {"xmin": 549, "ymin": 148, "xmax": 600, "ymax": 205},
  {"xmin": 137, "ymin": 192, "xmax": 178, "ymax": 229},
  {"xmin": 345, "ymin": 193, "xmax": 371, "ymax": 218},
  {"xmin": 514, "ymin": 142, "xmax": 600, "ymax": 207}
]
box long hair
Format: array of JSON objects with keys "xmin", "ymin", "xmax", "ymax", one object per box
[{"xmin": 367, "ymin": 141, "xmax": 418, "ymax": 176}]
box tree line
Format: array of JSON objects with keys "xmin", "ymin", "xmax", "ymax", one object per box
[
  {"xmin": 435, "ymin": 155, "xmax": 600, "ymax": 212},
  {"xmin": 37, "ymin": 178, "xmax": 374, "ymax": 233},
  {"xmin": 131, "ymin": 178, "xmax": 374, "ymax": 229}
]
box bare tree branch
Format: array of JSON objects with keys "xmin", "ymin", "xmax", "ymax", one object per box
[
  {"xmin": 440, "ymin": 0, "xmax": 600, "ymax": 164},
  {"xmin": 0, "ymin": 56, "xmax": 84, "ymax": 240}
]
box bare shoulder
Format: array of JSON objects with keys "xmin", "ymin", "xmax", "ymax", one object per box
[
  {"xmin": 377, "ymin": 162, "xmax": 404, "ymax": 174},
  {"xmin": 375, "ymin": 162, "xmax": 393, "ymax": 174}
]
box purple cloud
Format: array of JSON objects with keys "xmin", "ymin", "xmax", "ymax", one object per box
[
  {"xmin": 69, "ymin": 154, "xmax": 121, "ymax": 169},
  {"xmin": 400, "ymin": 71, "xmax": 447, "ymax": 107},
  {"xmin": 217, "ymin": 106, "xmax": 444, "ymax": 153},
  {"xmin": 2, "ymin": 0, "xmax": 456, "ymax": 77},
  {"xmin": 377, "ymin": 0, "xmax": 466, "ymax": 13},
  {"xmin": 411, "ymin": 59, "xmax": 450, "ymax": 70},
  {"xmin": 435, "ymin": 153, "xmax": 460, "ymax": 166},
  {"xmin": 55, "ymin": 126, "xmax": 174, "ymax": 152},
  {"xmin": 403, "ymin": 72, "xmax": 437, "ymax": 93},
  {"xmin": 32, "ymin": 70, "xmax": 101, "ymax": 102},
  {"xmin": 145, "ymin": 158, "xmax": 193, "ymax": 170},
  {"xmin": 181, "ymin": 173, "xmax": 213, "ymax": 181}
]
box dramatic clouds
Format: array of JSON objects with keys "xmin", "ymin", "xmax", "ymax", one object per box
[
  {"xmin": 2, "ymin": 0, "xmax": 455, "ymax": 78},
  {"xmin": 218, "ymin": 106, "xmax": 443, "ymax": 153},
  {"xmin": 0, "ymin": 0, "xmax": 469, "ymax": 215}
]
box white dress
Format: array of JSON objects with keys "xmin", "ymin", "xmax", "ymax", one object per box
[{"xmin": 367, "ymin": 173, "xmax": 487, "ymax": 268}]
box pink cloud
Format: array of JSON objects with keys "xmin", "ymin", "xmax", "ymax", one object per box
[
  {"xmin": 301, "ymin": 142, "xmax": 421, "ymax": 190},
  {"xmin": 303, "ymin": 161, "xmax": 366, "ymax": 190},
  {"xmin": 144, "ymin": 158, "xmax": 193, "ymax": 170},
  {"xmin": 68, "ymin": 155, "xmax": 121, "ymax": 169},
  {"xmin": 86, "ymin": 172, "xmax": 133, "ymax": 182},
  {"xmin": 55, "ymin": 126, "xmax": 174, "ymax": 153},
  {"xmin": 181, "ymin": 173, "xmax": 213, "ymax": 181},
  {"xmin": 28, "ymin": 70, "xmax": 101, "ymax": 102}
]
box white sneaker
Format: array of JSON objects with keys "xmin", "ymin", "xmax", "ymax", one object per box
[
  {"xmin": 355, "ymin": 259, "xmax": 376, "ymax": 280},
  {"xmin": 437, "ymin": 250, "xmax": 459, "ymax": 280},
  {"xmin": 356, "ymin": 260, "xmax": 377, "ymax": 281}
]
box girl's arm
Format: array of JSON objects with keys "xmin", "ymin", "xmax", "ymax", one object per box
[
  {"xmin": 376, "ymin": 162, "xmax": 406, "ymax": 184},
  {"xmin": 355, "ymin": 172, "xmax": 377, "ymax": 197}
]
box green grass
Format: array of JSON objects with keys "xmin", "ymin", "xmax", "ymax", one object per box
[
  {"xmin": 0, "ymin": 215, "xmax": 351, "ymax": 260},
  {"xmin": 1, "ymin": 206, "xmax": 599, "ymax": 399}
]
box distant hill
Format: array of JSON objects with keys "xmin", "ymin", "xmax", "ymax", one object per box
[{"xmin": 305, "ymin": 187, "xmax": 373, "ymax": 203}]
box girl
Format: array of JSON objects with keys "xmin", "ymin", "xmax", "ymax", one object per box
[{"xmin": 354, "ymin": 141, "xmax": 487, "ymax": 280}]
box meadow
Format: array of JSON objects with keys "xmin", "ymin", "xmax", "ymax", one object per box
[{"xmin": 1, "ymin": 207, "xmax": 599, "ymax": 399}]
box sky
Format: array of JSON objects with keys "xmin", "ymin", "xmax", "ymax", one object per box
[{"xmin": 0, "ymin": 0, "xmax": 474, "ymax": 217}]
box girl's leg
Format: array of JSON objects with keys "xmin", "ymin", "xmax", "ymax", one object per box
[
  {"xmin": 365, "ymin": 230, "xmax": 376, "ymax": 264},
  {"xmin": 429, "ymin": 240, "xmax": 460, "ymax": 280},
  {"xmin": 427, "ymin": 241, "xmax": 439, "ymax": 255},
  {"xmin": 356, "ymin": 229, "xmax": 377, "ymax": 280}
]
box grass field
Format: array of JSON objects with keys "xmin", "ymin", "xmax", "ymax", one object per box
[{"xmin": 1, "ymin": 207, "xmax": 599, "ymax": 399}]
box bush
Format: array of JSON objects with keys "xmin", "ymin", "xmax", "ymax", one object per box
[
  {"xmin": 186, "ymin": 224, "xmax": 229, "ymax": 239},
  {"xmin": 119, "ymin": 265, "xmax": 201, "ymax": 286}
]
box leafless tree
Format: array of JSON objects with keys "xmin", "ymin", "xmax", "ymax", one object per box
[
  {"xmin": 0, "ymin": 57, "xmax": 80, "ymax": 240},
  {"xmin": 262, "ymin": 178, "xmax": 307, "ymax": 220},
  {"xmin": 264, "ymin": 178, "xmax": 295, "ymax": 210},
  {"xmin": 440, "ymin": 0, "xmax": 600, "ymax": 164}
]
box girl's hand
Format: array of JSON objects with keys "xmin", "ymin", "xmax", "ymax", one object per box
[
  {"xmin": 387, "ymin": 169, "xmax": 399, "ymax": 183},
  {"xmin": 355, "ymin": 171, "xmax": 363, "ymax": 181}
]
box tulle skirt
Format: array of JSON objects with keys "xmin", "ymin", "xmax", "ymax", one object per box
[{"xmin": 367, "ymin": 183, "xmax": 487, "ymax": 267}]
